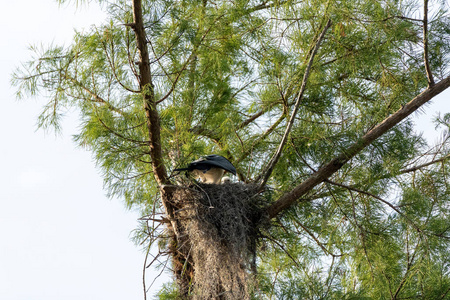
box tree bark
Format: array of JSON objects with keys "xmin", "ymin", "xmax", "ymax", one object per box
[
  {"xmin": 131, "ymin": 0, "xmax": 178, "ymax": 227},
  {"xmin": 267, "ymin": 76, "xmax": 450, "ymax": 219},
  {"xmin": 131, "ymin": 1, "xmax": 192, "ymax": 296},
  {"xmin": 132, "ymin": 0, "xmax": 169, "ymax": 186}
]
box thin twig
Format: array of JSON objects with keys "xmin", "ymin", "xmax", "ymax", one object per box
[
  {"xmin": 265, "ymin": 235, "xmax": 301, "ymax": 268},
  {"xmin": 258, "ymin": 19, "xmax": 332, "ymax": 188},
  {"xmin": 236, "ymin": 113, "xmax": 285, "ymax": 165},
  {"xmin": 325, "ymin": 179, "xmax": 422, "ymax": 233},
  {"xmin": 400, "ymin": 154, "xmax": 450, "ymax": 174},
  {"xmin": 292, "ymin": 218, "xmax": 339, "ymax": 257},
  {"xmin": 423, "ymin": 0, "xmax": 434, "ymax": 86},
  {"xmin": 142, "ymin": 237, "xmax": 152, "ymax": 300},
  {"xmin": 147, "ymin": 254, "xmax": 170, "ymax": 293}
]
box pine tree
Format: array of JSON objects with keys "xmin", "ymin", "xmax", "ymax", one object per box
[{"xmin": 12, "ymin": 0, "xmax": 450, "ymax": 298}]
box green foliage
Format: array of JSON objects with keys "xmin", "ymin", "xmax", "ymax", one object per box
[
  {"xmin": 155, "ymin": 282, "xmax": 180, "ymax": 299},
  {"xmin": 11, "ymin": 0, "xmax": 450, "ymax": 298}
]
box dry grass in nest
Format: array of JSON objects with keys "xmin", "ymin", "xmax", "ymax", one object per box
[{"xmin": 170, "ymin": 182, "xmax": 268, "ymax": 299}]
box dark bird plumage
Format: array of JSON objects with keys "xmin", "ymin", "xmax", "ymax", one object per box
[{"xmin": 174, "ymin": 155, "xmax": 237, "ymax": 184}]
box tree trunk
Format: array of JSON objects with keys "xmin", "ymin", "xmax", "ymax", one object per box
[{"xmin": 131, "ymin": 0, "xmax": 192, "ymax": 296}]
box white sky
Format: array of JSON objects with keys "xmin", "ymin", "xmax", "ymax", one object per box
[
  {"xmin": 0, "ymin": 1, "xmax": 168, "ymax": 299},
  {"xmin": 0, "ymin": 1, "xmax": 449, "ymax": 300}
]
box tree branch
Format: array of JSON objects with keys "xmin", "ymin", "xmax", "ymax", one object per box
[
  {"xmin": 246, "ymin": 0, "xmax": 289, "ymax": 14},
  {"xmin": 99, "ymin": 31, "xmax": 139, "ymax": 93},
  {"xmin": 325, "ymin": 179, "xmax": 422, "ymax": 232},
  {"xmin": 265, "ymin": 235, "xmax": 301, "ymax": 269},
  {"xmin": 131, "ymin": 0, "xmax": 181, "ymax": 239},
  {"xmin": 423, "ymin": 0, "xmax": 434, "ymax": 86},
  {"xmin": 258, "ymin": 19, "xmax": 332, "ymax": 188},
  {"xmin": 132, "ymin": 0, "xmax": 169, "ymax": 186},
  {"xmin": 236, "ymin": 113, "xmax": 285, "ymax": 165},
  {"xmin": 400, "ymin": 154, "xmax": 450, "ymax": 174},
  {"xmin": 64, "ymin": 74, "xmax": 128, "ymax": 116},
  {"xmin": 267, "ymin": 75, "xmax": 450, "ymax": 219}
]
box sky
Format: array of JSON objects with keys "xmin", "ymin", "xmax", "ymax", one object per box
[
  {"xmin": 0, "ymin": 1, "xmax": 449, "ymax": 300},
  {"xmin": 0, "ymin": 1, "xmax": 168, "ymax": 299}
]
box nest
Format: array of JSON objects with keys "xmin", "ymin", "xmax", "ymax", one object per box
[{"xmin": 169, "ymin": 182, "xmax": 268, "ymax": 299}]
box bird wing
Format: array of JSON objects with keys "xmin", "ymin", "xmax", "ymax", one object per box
[
  {"xmin": 178, "ymin": 155, "xmax": 237, "ymax": 176},
  {"xmin": 173, "ymin": 167, "xmax": 190, "ymax": 172},
  {"xmin": 202, "ymin": 155, "xmax": 237, "ymax": 175}
]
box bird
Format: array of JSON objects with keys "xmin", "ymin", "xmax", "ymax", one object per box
[
  {"xmin": 174, "ymin": 154, "xmax": 237, "ymax": 184},
  {"xmin": 221, "ymin": 176, "xmax": 232, "ymax": 184}
]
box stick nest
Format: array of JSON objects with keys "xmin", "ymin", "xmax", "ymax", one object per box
[{"xmin": 171, "ymin": 182, "xmax": 268, "ymax": 299}]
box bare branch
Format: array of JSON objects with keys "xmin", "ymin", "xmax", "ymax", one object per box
[
  {"xmin": 258, "ymin": 19, "xmax": 332, "ymax": 188},
  {"xmin": 142, "ymin": 238, "xmax": 151, "ymax": 300},
  {"xmin": 423, "ymin": 0, "xmax": 434, "ymax": 86},
  {"xmin": 400, "ymin": 154, "xmax": 450, "ymax": 174}
]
